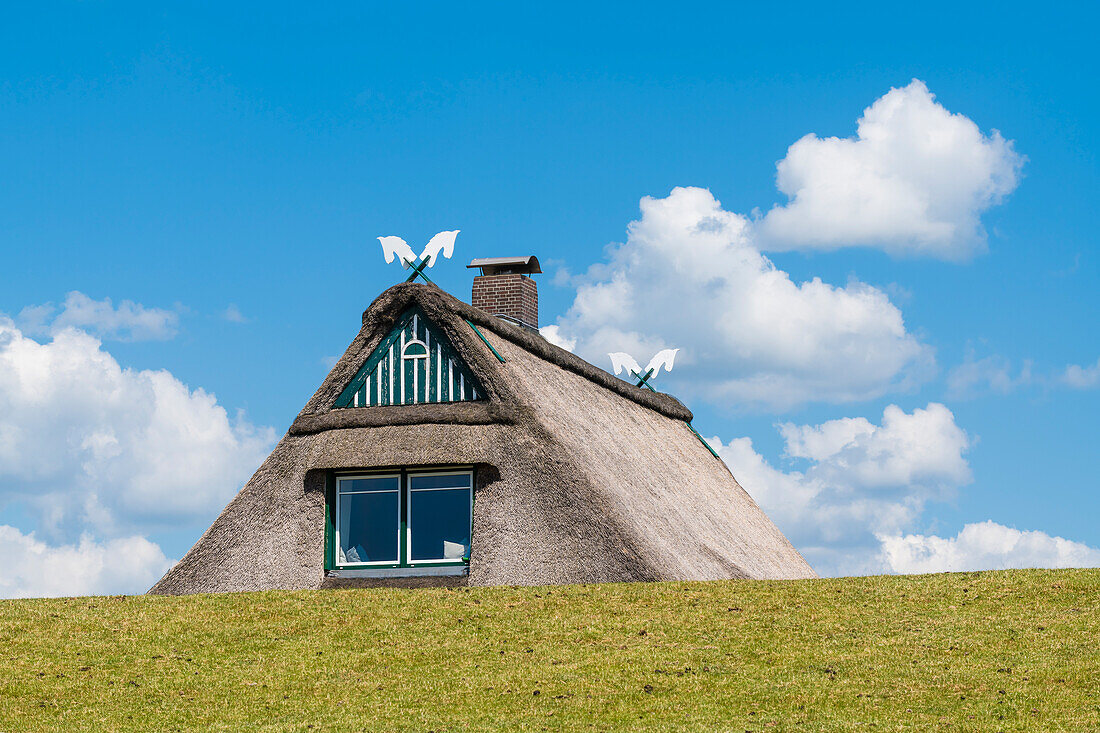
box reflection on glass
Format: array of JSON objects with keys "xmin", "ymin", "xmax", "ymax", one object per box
[
  {"xmin": 338, "ymin": 491, "xmax": 399, "ymax": 563},
  {"xmin": 342, "ymin": 476, "xmax": 399, "ymax": 492},
  {"xmin": 409, "ymin": 474, "xmax": 472, "ymax": 491},
  {"xmin": 409, "ymin": 487, "xmax": 471, "ymax": 561}
]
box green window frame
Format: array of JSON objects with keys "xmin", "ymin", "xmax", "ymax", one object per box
[{"xmin": 324, "ymin": 467, "xmax": 474, "ymax": 571}]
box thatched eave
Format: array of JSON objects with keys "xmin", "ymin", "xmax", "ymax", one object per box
[{"xmin": 289, "ymin": 400, "xmax": 518, "ymax": 435}]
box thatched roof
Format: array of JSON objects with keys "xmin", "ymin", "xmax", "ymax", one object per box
[{"xmin": 151, "ymin": 283, "xmax": 814, "ymax": 595}]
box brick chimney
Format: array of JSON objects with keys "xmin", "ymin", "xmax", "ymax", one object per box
[{"xmin": 467, "ymin": 256, "xmax": 541, "ymax": 332}]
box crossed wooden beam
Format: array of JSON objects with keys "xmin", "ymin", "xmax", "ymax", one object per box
[
  {"xmin": 631, "ymin": 368, "xmax": 657, "ymax": 391},
  {"xmin": 402, "ymin": 256, "xmax": 436, "ymax": 285}
]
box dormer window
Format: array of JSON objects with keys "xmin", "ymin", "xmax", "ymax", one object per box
[{"xmin": 325, "ymin": 468, "xmax": 473, "ymax": 576}]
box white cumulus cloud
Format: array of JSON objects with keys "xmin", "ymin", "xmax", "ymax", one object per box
[
  {"xmin": 711, "ymin": 403, "xmax": 972, "ymax": 576},
  {"xmin": 879, "ymin": 521, "xmax": 1100, "ymax": 574},
  {"xmin": 222, "ymin": 304, "xmax": 249, "ymax": 324},
  {"xmin": 0, "ymin": 525, "xmax": 174, "ymax": 598},
  {"xmin": 539, "ymin": 324, "xmax": 576, "ymax": 352},
  {"xmin": 550, "ymin": 186, "xmax": 933, "ymax": 410},
  {"xmin": 715, "ymin": 404, "xmax": 1098, "ymax": 576},
  {"xmin": 779, "ymin": 403, "xmax": 971, "ymax": 490},
  {"xmin": 0, "ymin": 317, "xmax": 275, "ymax": 539},
  {"xmin": 1063, "ymin": 357, "xmax": 1100, "ymax": 389},
  {"xmin": 946, "ymin": 351, "xmax": 1032, "ymax": 399},
  {"xmin": 18, "ymin": 291, "xmax": 180, "ymax": 342},
  {"xmin": 758, "ymin": 79, "xmax": 1023, "ymax": 260}
]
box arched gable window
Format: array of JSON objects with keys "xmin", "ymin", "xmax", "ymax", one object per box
[
  {"xmin": 401, "ymin": 338, "xmax": 430, "ymax": 402},
  {"xmin": 402, "ymin": 339, "xmax": 429, "ymax": 359}
]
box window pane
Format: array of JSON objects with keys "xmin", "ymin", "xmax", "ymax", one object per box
[
  {"xmin": 339, "ymin": 476, "xmax": 399, "ymax": 493},
  {"xmin": 409, "ymin": 488, "xmax": 471, "ymax": 561},
  {"xmin": 338, "ymin": 492, "xmax": 398, "ymax": 563},
  {"xmin": 403, "ymin": 341, "xmax": 428, "ymax": 357},
  {"xmin": 409, "ymin": 473, "xmax": 472, "ymax": 490}
]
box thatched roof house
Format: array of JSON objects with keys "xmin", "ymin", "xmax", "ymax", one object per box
[{"xmin": 152, "ymin": 263, "xmax": 813, "ymax": 594}]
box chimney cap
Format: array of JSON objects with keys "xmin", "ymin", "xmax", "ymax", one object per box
[{"xmin": 467, "ymin": 256, "xmax": 541, "ymax": 276}]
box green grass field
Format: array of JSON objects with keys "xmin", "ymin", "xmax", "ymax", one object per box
[{"xmin": 0, "ymin": 569, "xmax": 1097, "ymax": 731}]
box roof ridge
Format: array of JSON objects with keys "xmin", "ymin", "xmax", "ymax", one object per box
[
  {"xmin": 293, "ymin": 282, "xmax": 692, "ymax": 431},
  {"xmin": 390, "ymin": 283, "xmax": 694, "ymax": 422}
]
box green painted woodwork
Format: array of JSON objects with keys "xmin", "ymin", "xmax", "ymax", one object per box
[
  {"xmin": 398, "ymin": 471, "xmax": 408, "ymax": 571},
  {"xmin": 403, "ymin": 256, "xmax": 436, "ymax": 284},
  {"xmin": 631, "ymin": 368, "xmax": 657, "ymax": 391},
  {"xmin": 464, "ymin": 319, "xmax": 506, "ymax": 363},
  {"xmin": 328, "ymin": 467, "xmax": 475, "ymax": 571},
  {"xmin": 334, "ymin": 308, "xmax": 483, "ymax": 408},
  {"xmin": 323, "ymin": 472, "xmax": 335, "ymax": 571},
  {"xmin": 685, "ymin": 421, "xmax": 721, "ymax": 460}
]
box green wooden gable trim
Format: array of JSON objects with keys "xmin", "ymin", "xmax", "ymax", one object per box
[{"xmin": 334, "ymin": 307, "xmax": 484, "ymax": 408}]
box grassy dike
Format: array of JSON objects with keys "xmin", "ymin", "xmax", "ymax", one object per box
[{"xmin": 0, "ymin": 568, "xmax": 1097, "ymax": 731}]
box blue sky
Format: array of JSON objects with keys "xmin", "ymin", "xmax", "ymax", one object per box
[{"xmin": 1, "ymin": 3, "xmax": 1097, "ymax": 595}]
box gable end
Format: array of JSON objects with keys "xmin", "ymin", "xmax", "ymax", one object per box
[{"xmin": 333, "ymin": 307, "xmax": 483, "ymax": 408}]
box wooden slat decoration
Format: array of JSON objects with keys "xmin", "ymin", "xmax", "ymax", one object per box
[{"xmin": 333, "ymin": 308, "xmax": 483, "ymax": 408}]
